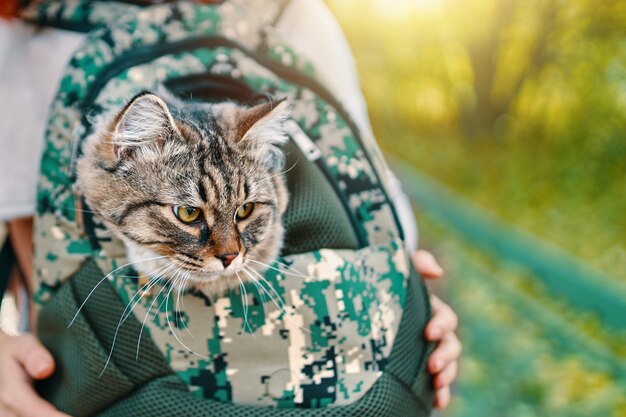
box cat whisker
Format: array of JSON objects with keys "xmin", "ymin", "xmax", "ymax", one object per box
[
  {"xmin": 244, "ymin": 271, "xmax": 292, "ymax": 331},
  {"xmin": 119, "ymin": 263, "xmax": 176, "ymax": 325},
  {"xmin": 247, "ymin": 258, "xmax": 308, "ymax": 279},
  {"xmin": 113, "ymin": 262, "xmax": 174, "ymax": 362},
  {"xmin": 247, "ymin": 276, "xmax": 268, "ymax": 321},
  {"xmin": 243, "ymin": 267, "xmax": 312, "ymax": 335},
  {"xmin": 178, "ymin": 271, "xmax": 195, "ymax": 340},
  {"xmin": 275, "ymin": 259, "xmax": 310, "ymax": 276},
  {"xmin": 175, "ymin": 273, "xmax": 184, "ymax": 323},
  {"xmin": 242, "ymin": 271, "xmax": 287, "ymax": 325},
  {"xmin": 136, "ymin": 269, "xmax": 173, "ymax": 359},
  {"xmin": 235, "ymin": 272, "xmax": 253, "ymax": 335},
  {"xmin": 180, "ymin": 271, "xmax": 191, "ymax": 311},
  {"xmin": 170, "ymin": 268, "xmax": 186, "ymax": 342},
  {"xmin": 251, "ymin": 275, "xmax": 268, "ymax": 304},
  {"xmin": 138, "ymin": 270, "xmax": 179, "ymax": 358},
  {"xmin": 237, "ymin": 279, "xmax": 248, "ymax": 333},
  {"xmin": 50, "ymin": 203, "xmax": 100, "ymax": 215},
  {"xmin": 164, "ymin": 278, "xmax": 209, "ymax": 360},
  {"xmin": 172, "ymin": 268, "xmax": 194, "ymax": 341},
  {"xmin": 268, "ymin": 159, "xmax": 298, "ymax": 180},
  {"xmin": 243, "ymin": 268, "xmax": 287, "ymax": 313},
  {"xmin": 100, "ymin": 266, "xmax": 173, "ymax": 377},
  {"xmin": 69, "ymin": 255, "xmax": 169, "ymax": 328},
  {"xmin": 242, "ymin": 271, "xmax": 285, "ymax": 315}
]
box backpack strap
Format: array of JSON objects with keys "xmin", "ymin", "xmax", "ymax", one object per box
[
  {"xmin": 19, "ymin": 0, "xmax": 139, "ymax": 32},
  {"xmin": 20, "ymin": 0, "xmax": 292, "ymax": 34}
]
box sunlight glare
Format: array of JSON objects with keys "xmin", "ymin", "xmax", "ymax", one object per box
[{"xmin": 371, "ymin": 0, "xmax": 443, "ymax": 18}]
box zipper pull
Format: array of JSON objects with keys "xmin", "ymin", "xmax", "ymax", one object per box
[{"xmin": 284, "ymin": 120, "xmax": 322, "ymax": 161}]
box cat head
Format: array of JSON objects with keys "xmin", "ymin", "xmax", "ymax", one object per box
[{"xmin": 78, "ymin": 92, "xmax": 290, "ymax": 287}]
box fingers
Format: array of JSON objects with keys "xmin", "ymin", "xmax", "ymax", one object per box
[
  {"xmin": 2, "ymin": 374, "xmax": 71, "ymax": 417},
  {"xmin": 430, "ymin": 343, "xmax": 458, "ymax": 410},
  {"xmin": 429, "ymin": 331, "xmax": 462, "ymax": 374},
  {"xmin": 413, "ymin": 250, "xmax": 459, "ymax": 410},
  {"xmin": 434, "ymin": 361, "xmax": 458, "ymax": 389},
  {"xmin": 423, "ymin": 295, "xmax": 461, "ymax": 410},
  {"xmin": 425, "ymin": 295, "xmax": 458, "ymax": 342},
  {"xmin": 0, "ymin": 333, "xmax": 70, "ymax": 417},
  {"xmin": 8, "ymin": 334, "xmax": 56, "ymax": 379},
  {"xmin": 434, "ymin": 386, "xmax": 451, "ymax": 410},
  {"xmin": 412, "ymin": 250, "xmax": 444, "ymax": 279}
]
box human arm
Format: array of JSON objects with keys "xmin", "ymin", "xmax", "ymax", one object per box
[{"xmin": 0, "ymin": 219, "xmax": 70, "ymax": 417}]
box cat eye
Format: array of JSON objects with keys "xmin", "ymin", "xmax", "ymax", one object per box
[
  {"xmin": 173, "ymin": 205, "xmax": 202, "ymax": 224},
  {"xmin": 236, "ymin": 202, "xmax": 255, "ymax": 221}
]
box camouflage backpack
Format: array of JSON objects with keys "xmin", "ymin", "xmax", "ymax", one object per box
[{"xmin": 22, "ymin": 1, "xmax": 434, "ymax": 415}]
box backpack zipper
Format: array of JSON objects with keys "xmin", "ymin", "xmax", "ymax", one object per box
[
  {"xmin": 283, "ymin": 120, "xmax": 322, "ymax": 162},
  {"xmin": 284, "ymin": 120, "xmax": 367, "ymax": 246}
]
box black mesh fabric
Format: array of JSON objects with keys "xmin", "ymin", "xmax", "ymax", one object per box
[
  {"xmin": 281, "ymin": 140, "xmax": 360, "ymax": 254},
  {"xmin": 36, "ymin": 259, "xmax": 180, "ymax": 416},
  {"xmin": 37, "ymin": 259, "xmax": 433, "ymax": 417}
]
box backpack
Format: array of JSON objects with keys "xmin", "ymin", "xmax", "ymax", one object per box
[{"xmin": 22, "ymin": 1, "xmax": 434, "ymax": 415}]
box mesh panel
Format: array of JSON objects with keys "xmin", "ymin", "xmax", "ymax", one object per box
[
  {"xmin": 37, "ymin": 260, "xmax": 433, "ymax": 417},
  {"xmin": 281, "ymin": 141, "xmax": 360, "ymax": 254},
  {"xmin": 36, "ymin": 259, "xmax": 178, "ymax": 416},
  {"xmin": 386, "ymin": 267, "xmax": 433, "ymax": 385},
  {"xmin": 387, "ymin": 267, "xmax": 436, "ymax": 410}
]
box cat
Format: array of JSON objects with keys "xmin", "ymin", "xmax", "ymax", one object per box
[{"xmin": 77, "ymin": 92, "xmax": 290, "ymax": 294}]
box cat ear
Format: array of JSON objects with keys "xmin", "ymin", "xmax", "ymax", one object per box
[
  {"xmin": 236, "ymin": 98, "xmax": 289, "ymax": 144},
  {"xmin": 112, "ymin": 93, "xmax": 179, "ymax": 158},
  {"xmin": 217, "ymin": 98, "xmax": 290, "ymax": 169}
]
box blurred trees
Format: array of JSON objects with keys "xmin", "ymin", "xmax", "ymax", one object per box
[
  {"xmin": 328, "ymin": 0, "xmax": 626, "ymax": 279},
  {"xmin": 330, "ymin": 0, "xmax": 626, "ymax": 140}
]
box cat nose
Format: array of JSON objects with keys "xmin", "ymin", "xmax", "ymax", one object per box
[{"xmin": 218, "ymin": 253, "xmax": 238, "ymax": 268}]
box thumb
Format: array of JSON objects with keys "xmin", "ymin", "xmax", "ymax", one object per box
[{"xmin": 13, "ymin": 334, "xmax": 56, "ymax": 379}]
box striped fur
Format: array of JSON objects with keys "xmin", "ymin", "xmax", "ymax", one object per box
[{"xmin": 77, "ymin": 93, "xmax": 289, "ymax": 294}]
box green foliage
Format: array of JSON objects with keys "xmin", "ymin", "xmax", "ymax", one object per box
[{"xmin": 327, "ymin": 0, "xmax": 626, "ymax": 280}]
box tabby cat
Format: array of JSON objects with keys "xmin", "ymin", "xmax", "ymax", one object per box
[{"xmin": 77, "ymin": 92, "xmax": 290, "ymax": 294}]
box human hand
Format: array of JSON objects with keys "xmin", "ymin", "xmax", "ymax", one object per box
[
  {"xmin": 413, "ymin": 250, "xmax": 462, "ymax": 410},
  {"xmin": 0, "ymin": 331, "xmax": 70, "ymax": 417}
]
